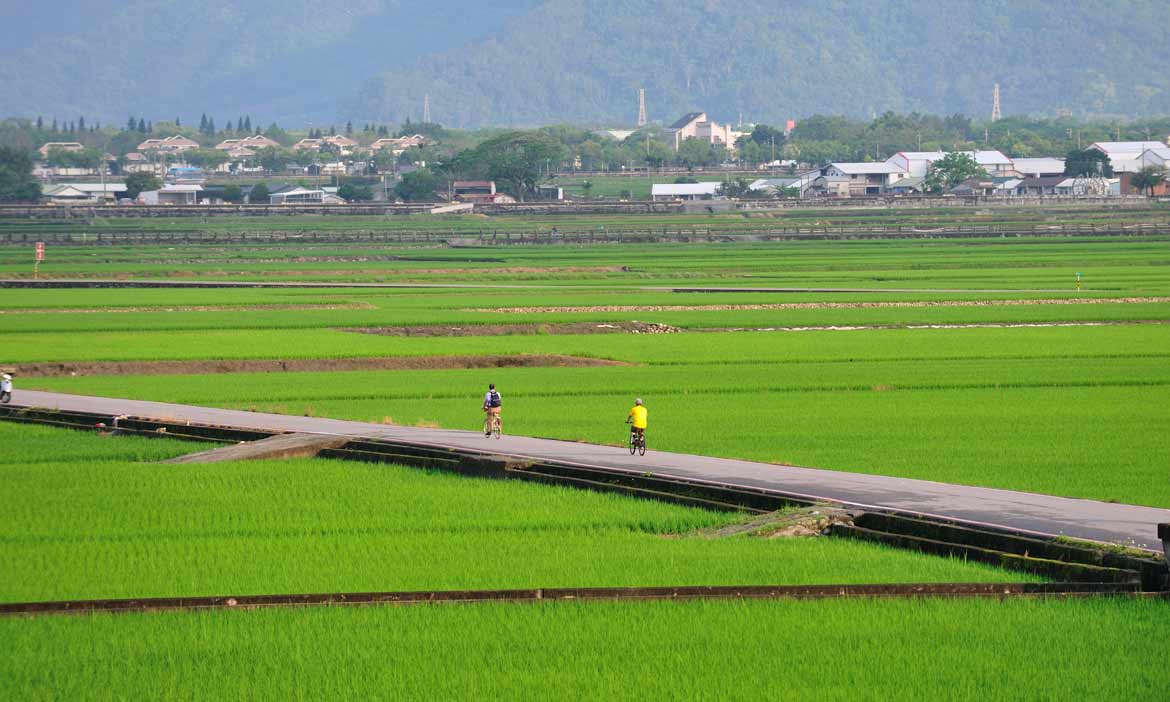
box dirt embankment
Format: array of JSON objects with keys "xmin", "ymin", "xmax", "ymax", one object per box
[
  {"xmin": 13, "ymin": 354, "xmax": 630, "ymax": 378},
  {"xmin": 471, "ymin": 296, "xmax": 1170, "ymax": 314},
  {"xmin": 340, "ymin": 321, "xmax": 681, "ymax": 337}
]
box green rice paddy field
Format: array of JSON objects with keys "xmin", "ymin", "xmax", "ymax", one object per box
[
  {"xmin": 2, "ymin": 234, "xmax": 1168, "ymax": 698},
  {"xmin": 1, "ymin": 422, "xmax": 1164, "ymax": 701}
]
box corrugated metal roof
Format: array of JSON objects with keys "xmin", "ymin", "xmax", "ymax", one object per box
[
  {"xmin": 963, "ymin": 150, "xmax": 1012, "ymax": 165},
  {"xmin": 892, "ymin": 151, "xmax": 946, "ymax": 160},
  {"xmin": 1090, "ymin": 141, "xmax": 1166, "ymax": 156},
  {"xmin": 669, "ymin": 112, "xmax": 705, "ymax": 129},
  {"xmin": 1010, "ymin": 157, "xmax": 1065, "ymax": 174},
  {"xmin": 651, "ymin": 182, "xmax": 721, "ymax": 196},
  {"xmin": 829, "ymin": 162, "xmax": 907, "ymax": 175}
]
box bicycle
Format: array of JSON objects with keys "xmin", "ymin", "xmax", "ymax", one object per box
[
  {"xmin": 483, "ymin": 412, "xmax": 502, "ymax": 440},
  {"xmin": 627, "ymin": 426, "xmax": 646, "ymax": 456}
]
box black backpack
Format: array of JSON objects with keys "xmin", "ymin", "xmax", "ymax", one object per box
[{"xmin": 488, "ymin": 390, "xmax": 501, "ymax": 408}]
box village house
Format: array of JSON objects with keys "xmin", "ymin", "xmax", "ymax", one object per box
[
  {"xmin": 651, "ymin": 182, "xmax": 721, "ymax": 201},
  {"xmin": 37, "ymin": 142, "xmax": 85, "ymax": 159},
  {"xmin": 1089, "ymin": 141, "xmax": 1170, "ymax": 194},
  {"xmin": 292, "ymin": 138, "xmax": 323, "ymax": 152},
  {"xmin": 214, "ymin": 135, "xmax": 280, "ymax": 151},
  {"xmin": 137, "ymin": 135, "xmax": 200, "ymax": 153},
  {"xmin": 369, "ymin": 134, "xmax": 430, "ymax": 155},
  {"xmin": 885, "ymin": 151, "xmax": 945, "ymax": 177},
  {"xmin": 269, "ymin": 185, "xmax": 325, "ymax": 205},
  {"xmin": 322, "ymin": 134, "xmax": 359, "ymax": 155},
  {"xmin": 1009, "ymin": 157, "xmax": 1065, "ymax": 178},
  {"xmin": 668, "ymin": 112, "xmax": 736, "ymax": 151},
  {"xmin": 452, "ymin": 180, "xmax": 516, "ymax": 203},
  {"xmin": 815, "ymin": 162, "xmax": 908, "ymax": 196},
  {"xmin": 41, "ymin": 183, "xmax": 126, "ymax": 205}
]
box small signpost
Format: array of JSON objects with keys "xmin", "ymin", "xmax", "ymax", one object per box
[
  {"xmin": 35, "ymin": 241, "xmax": 45, "ymax": 279},
  {"xmin": 1076, "ymin": 271, "xmax": 1082, "ymax": 293}
]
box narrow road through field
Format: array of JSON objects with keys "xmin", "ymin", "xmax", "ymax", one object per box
[{"xmin": 11, "ymin": 390, "xmax": 1169, "ymax": 552}]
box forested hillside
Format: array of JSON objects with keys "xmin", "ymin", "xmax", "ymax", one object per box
[{"xmin": 4, "ymin": 0, "xmax": 1168, "ymax": 126}]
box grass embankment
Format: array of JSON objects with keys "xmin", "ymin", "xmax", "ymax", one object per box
[
  {"xmin": 4, "ymin": 597, "xmax": 1166, "ymax": 701},
  {"xmin": 0, "ymin": 423, "xmax": 1023, "ymax": 604}
]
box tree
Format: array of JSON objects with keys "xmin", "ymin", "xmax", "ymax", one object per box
[
  {"xmin": 0, "ymin": 146, "xmax": 42, "ymax": 202},
  {"xmin": 717, "ymin": 177, "xmax": 755, "ymax": 198},
  {"xmin": 1064, "ymin": 148, "xmax": 1113, "ymax": 177},
  {"xmin": 182, "ymin": 149, "xmax": 230, "ymax": 170},
  {"xmin": 46, "ymin": 147, "xmax": 103, "ymax": 170},
  {"xmin": 924, "ymin": 152, "xmax": 985, "ymax": 192},
  {"xmin": 447, "ymin": 130, "xmax": 564, "ymax": 200},
  {"xmin": 337, "ymin": 182, "xmax": 374, "ymax": 202},
  {"xmin": 221, "ymin": 184, "xmax": 243, "ymax": 203},
  {"xmin": 675, "ymin": 138, "xmax": 724, "ymax": 168},
  {"xmin": 1130, "ymin": 166, "xmax": 1166, "ymax": 196},
  {"xmin": 256, "ymin": 147, "xmax": 293, "ymax": 173},
  {"xmin": 123, "ymin": 172, "xmax": 161, "ymax": 199},
  {"xmin": 247, "ymin": 183, "xmax": 270, "ymax": 204},
  {"xmin": 393, "ymin": 169, "xmax": 439, "ymax": 201}
]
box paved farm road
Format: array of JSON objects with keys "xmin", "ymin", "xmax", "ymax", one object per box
[{"xmin": 12, "ymin": 390, "xmax": 1170, "ymax": 552}]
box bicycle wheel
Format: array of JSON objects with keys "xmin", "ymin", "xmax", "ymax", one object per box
[
  {"xmin": 492, "ymin": 417, "xmax": 502, "ymax": 439},
  {"xmin": 628, "ymin": 432, "xmax": 637, "ymax": 454},
  {"xmin": 638, "ymin": 438, "xmax": 646, "ymax": 456}
]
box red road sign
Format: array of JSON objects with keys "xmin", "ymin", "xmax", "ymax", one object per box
[{"xmin": 35, "ymin": 242, "xmax": 44, "ymax": 262}]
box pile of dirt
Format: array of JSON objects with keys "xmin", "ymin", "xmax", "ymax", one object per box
[
  {"xmin": 341, "ymin": 321, "xmax": 681, "ymax": 337},
  {"xmin": 679, "ymin": 507, "xmax": 855, "ymax": 539},
  {"xmin": 14, "ymin": 354, "xmax": 630, "ymax": 378}
]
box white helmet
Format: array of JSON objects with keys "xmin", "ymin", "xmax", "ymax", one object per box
[
  {"xmin": 1, "ymin": 374, "xmax": 10, "ymax": 380},
  {"xmin": 635, "ymin": 398, "xmax": 642, "ymax": 405}
]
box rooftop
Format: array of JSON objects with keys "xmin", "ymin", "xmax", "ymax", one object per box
[
  {"xmin": 829, "ymin": 162, "xmax": 907, "ymax": 175},
  {"xmin": 651, "ymin": 182, "xmax": 721, "ymax": 196},
  {"xmin": 669, "ymin": 112, "xmax": 706, "ymax": 129}
]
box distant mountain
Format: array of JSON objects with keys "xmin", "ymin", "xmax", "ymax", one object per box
[
  {"xmin": 4, "ymin": 0, "xmax": 1169, "ymax": 127},
  {"xmin": 0, "ymin": 0, "xmax": 539, "ymax": 125}
]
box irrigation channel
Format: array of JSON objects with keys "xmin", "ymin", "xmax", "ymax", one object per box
[{"xmin": 3, "ymin": 390, "xmax": 1168, "ymax": 604}]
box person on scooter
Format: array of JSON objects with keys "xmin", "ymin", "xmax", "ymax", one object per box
[{"xmin": 1, "ymin": 374, "xmax": 12, "ymax": 403}]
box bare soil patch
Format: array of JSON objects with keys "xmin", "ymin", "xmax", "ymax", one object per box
[
  {"xmin": 341, "ymin": 321, "xmax": 680, "ymax": 337},
  {"xmin": 14, "ymin": 354, "xmax": 630, "ymax": 378},
  {"xmin": 471, "ymin": 296, "xmax": 1170, "ymax": 314}
]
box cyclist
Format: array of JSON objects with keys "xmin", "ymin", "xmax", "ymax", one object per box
[
  {"xmin": 482, "ymin": 383, "xmax": 502, "ymax": 436},
  {"xmin": 0, "ymin": 373, "xmax": 11, "ymax": 403},
  {"xmin": 626, "ymin": 397, "xmax": 647, "ymax": 445}
]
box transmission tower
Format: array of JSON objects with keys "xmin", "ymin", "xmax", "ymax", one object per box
[
  {"xmin": 637, "ymin": 88, "xmax": 647, "ymax": 126},
  {"xmin": 991, "ymin": 83, "xmax": 1002, "ymax": 122},
  {"xmin": 422, "ymin": 94, "xmax": 431, "ymax": 123}
]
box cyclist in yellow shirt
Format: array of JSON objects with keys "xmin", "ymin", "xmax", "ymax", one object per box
[{"xmin": 626, "ymin": 398, "xmax": 648, "ymax": 446}]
